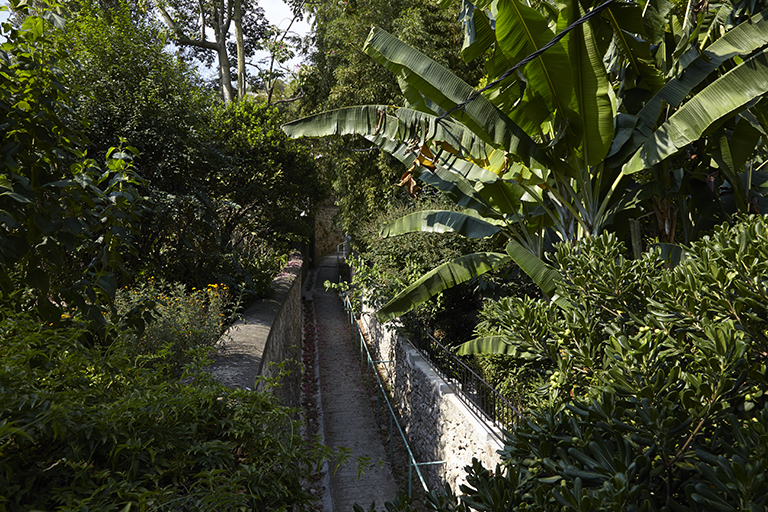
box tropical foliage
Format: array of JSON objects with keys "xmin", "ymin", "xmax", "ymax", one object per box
[
  {"xmin": 327, "ymin": 193, "xmax": 504, "ymax": 343},
  {"xmin": 294, "ymin": 0, "xmax": 487, "ymax": 236},
  {"xmin": 284, "ymin": 0, "xmax": 768, "ymax": 322},
  {"xmin": 361, "ymin": 214, "xmax": 768, "ymax": 511}
]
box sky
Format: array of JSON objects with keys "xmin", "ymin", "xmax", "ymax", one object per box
[
  {"xmin": 256, "ymin": 0, "xmax": 311, "ymax": 68},
  {"xmin": 262, "ymin": 0, "xmax": 311, "ymax": 38}
]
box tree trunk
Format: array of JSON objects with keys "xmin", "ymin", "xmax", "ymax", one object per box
[
  {"xmin": 217, "ymin": 40, "xmax": 235, "ymax": 103},
  {"xmin": 156, "ymin": 1, "xmax": 236, "ymax": 103},
  {"xmin": 234, "ymin": 0, "xmax": 246, "ymax": 100}
]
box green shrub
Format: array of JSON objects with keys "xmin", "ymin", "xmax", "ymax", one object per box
[
  {"xmin": 0, "ymin": 306, "xmax": 329, "ymax": 511},
  {"xmin": 0, "ymin": 5, "xmax": 143, "ymax": 334},
  {"xmin": 450, "ymin": 215, "xmax": 768, "ymax": 511},
  {"xmin": 114, "ymin": 278, "xmax": 237, "ymax": 376},
  {"xmin": 364, "ymin": 215, "xmax": 768, "ymax": 511}
]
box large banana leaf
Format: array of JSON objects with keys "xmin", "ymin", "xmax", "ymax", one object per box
[
  {"xmin": 456, "ymin": 336, "xmax": 518, "ymax": 356},
  {"xmin": 456, "ymin": 334, "xmax": 556, "ymax": 358},
  {"xmin": 282, "ymin": 105, "xmax": 491, "ymax": 162},
  {"xmin": 415, "ymin": 166, "xmax": 500, "ymax": 217},
  {"xmin": 363, "ymin": 27, "xmax": 573, "ymax": 177},
  {"xmin": 460, "ymin": 0, "xmax": 495, "ymax": 63},
  {"xmin": 623, "ymin": 48, "xmax": 768, "ymax": 175},
  {"xmin": 495, "ymin": 0, "xmax": 572, "ymax": 116},
  {"xmin": 283, "ymin": 107, "xmax": 532, "ymax": 223},
  {"xmin": 376, "ymin": 252, "xmax": 511, "ymax": 323},
  {"xmin": 634, "ymin": 9, "xmax": 768, "ymax": 134},
  {"xmin": 601, "ymin": 2, "xmax": 664, "ymax": 93},
  {"xmin": 413, "ymin": 154, "xmax": 540, "ymax": 221},
  {"xmin": 380, "ymin": 210, "xmax": 502, "ymax": 238},
  {"xmin": 565, "ymin": 0, "xmax": 613, "ymax": 166},
  {"xmin": 505, "ymin": 238, "xmax": 561, "ymax": 300},
  {"xmin": 410, "ymin": 143, "xmax": 529, "ymax": 219}
]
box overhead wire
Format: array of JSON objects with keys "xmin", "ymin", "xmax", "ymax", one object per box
[{"xmin": 439, "ymin": 0, "xmax": 616, "ymax": 120}]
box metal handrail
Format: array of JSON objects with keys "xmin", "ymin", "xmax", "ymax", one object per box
[
  {"xmin": 342, "ymin": 296, "xmax": 445, "ymax": 497},
  {"xmin": 403, "ymin": 324, "xmax": 522, "ymax": 436}
]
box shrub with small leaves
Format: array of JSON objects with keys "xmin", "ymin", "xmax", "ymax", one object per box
[
  {"xmin": 0, "ymin": 306, "xmax": 331, "ymax": 511},
  {"xmin": 114, "ymin": 278, "xmax": 237, "ymax": 376},
  {"xmin": 363, "ymin": 215, "xmax": 768, "ymax": 511},
  {"xmin": 460, "ymin": 215, "xmax": 768, "ymax": 511}
]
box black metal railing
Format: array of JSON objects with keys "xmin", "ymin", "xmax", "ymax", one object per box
[{"xmin": 403, "ymin": 322, "xmax": 522, "ymax": 435}]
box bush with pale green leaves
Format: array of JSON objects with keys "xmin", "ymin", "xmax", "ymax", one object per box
[
  {"xmin": 114, "ymin": 278, "xmax": 236, "ymax": 376},
  {"xmin": 362, "ymin": 215, "xmax": 768, "ymax": 511}
]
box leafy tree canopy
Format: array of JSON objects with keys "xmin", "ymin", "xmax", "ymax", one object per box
[{"xmin": 293, "ymin": 0, "xmax": 486, "ymax": 236}]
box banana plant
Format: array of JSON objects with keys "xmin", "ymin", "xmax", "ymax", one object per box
[{"xmin": 284, "ymin": 0, "xmax": 768, "ymax": 329}]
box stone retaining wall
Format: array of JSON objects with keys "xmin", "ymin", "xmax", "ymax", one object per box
[
  {"xmin": 207, "ymin": 254, "xmax": 305, "ymax": 408},
  {"xmin": 255, "ymin": 257, "xmax": 305, "ymax": 408},
  {"xmin": 358, "ymin": 305, "xmax": 504, "ymax": 494},
  {"xmin": 314, "ymin": 205, "xmax": 342, "ymax": 261}
]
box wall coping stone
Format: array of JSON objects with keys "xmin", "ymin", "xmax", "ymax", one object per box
[{"xmin": 206, "ymin": 253, "xmax": 304, "ymax": 395}]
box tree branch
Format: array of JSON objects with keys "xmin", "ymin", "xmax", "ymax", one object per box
[
  {"xmin": 157, "ymin": 3, "xmax": 219, "ymax": 50},
  {"xmin": 198, "ymin": 0, "xmax": 206, "ymax": 41},
  {"xmin": 271, "ymin": 93, "xmax": 305, "ymax": 106}
]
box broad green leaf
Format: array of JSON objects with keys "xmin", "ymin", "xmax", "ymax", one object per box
[
  {"xmin": 601, "ymin": 4, "xmax": 664, "ymax": 93},
  {"xmin": 457, "ymin": 336, "xmax": 517, "ymax": 355},
  {"xmin": 415, "ymin": 166, "xmax": 497, "ymax": 216},
  {"xmin": 505, "ymin": 238, "xmax": 562, "ymax": 300},
  {"xmin": 379, "ymin": 210, "xmax": 502, "ymax": 238},
  {"xmin": 711, "ymin": 133, "xmax": 747, "ymax": 213},
  {"xmin": 417, "ymin": 148, "xmax": 532, "ymax": 219},
  {"xmin": 475, "ymin": 0, "xmax": 494, "ymax": 9},
  {"xmin": 282, "ymin": 105, "xmax": 387, "ymax": 139},
  {"xmin": 475, "ymin": 176, "xmax": 524, "ymax": 216},
  {"xmin": 624, "ymin": 48, "xmax": 768, "ymax": 174},
  {"xmin": 376, "ymin": 252, "xmax": 512, "ymax": 323},
  {"xmin": 363, "ymin": 27, "xmax": 571, "ymax": 176},
  {"xmin": 460, "ymin": 1, "xmax": 495, "ymax": 63},
  {"xmin": 41, "ymin": 10, "xmax": 66, "ymax": 30},
  {"xmin": 635, "ymin": 9, "xmax": 768, "ymax": 133},
  {"xmin": 96, "ymin": 273, "xmax": 118, "ymax": 298},
  {"xmin": 0, "ymin": 190, "xmax": 32, "ymax": 203},
  {"xmin": 566, "ymin": 0, "xmax": 614, "ymax": 166},
  {"xmin": 652, "ymin": 242, "xmax": 687, "ymax": 265},
  {"xmin": 496, "ymin": 0, "xmax": 572, "ymax": 117},
  {"xmin": 730, "ymin": 114, "xmax": 763, "ymax": 172},
  {"xmin": 283, "ymin": 105, "xmax": 491, "ymax": 161}
]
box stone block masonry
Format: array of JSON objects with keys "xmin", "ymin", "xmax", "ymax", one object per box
[
  {"xmin": 206, "ymin": 254, "xmax": 305, "ymax": 408},
  {"xmin": 314, "ymin": 205, "xmax": 343, "ymax": 261},
  {"xmin": 358, "ymin": 304, "xmax": 504, "ymax": 495}
]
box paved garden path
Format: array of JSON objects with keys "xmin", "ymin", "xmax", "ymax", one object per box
[{"xmin": 305, "ymin": 255, "xmax": 399, "ymax": 512}]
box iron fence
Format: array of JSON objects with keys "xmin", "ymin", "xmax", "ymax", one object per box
[{"xmin": 401, "ymin": 322, "xmax": 522, "ymax": 436}]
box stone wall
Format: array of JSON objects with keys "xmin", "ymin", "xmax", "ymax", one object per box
[
  {"xmin": 207, "ymin": 254, "xmax": 305, "ymax": 408},
  {"xmin": 314, "ymin": 205, "xmax": 342, "ymax": 261},
  {"xmin": 255, "ymin": 257, "xmax": 305, "ymax": 408},
  {"xmin": 358, "ymin": 305, "xmax": 504, "ymax": 494}
]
